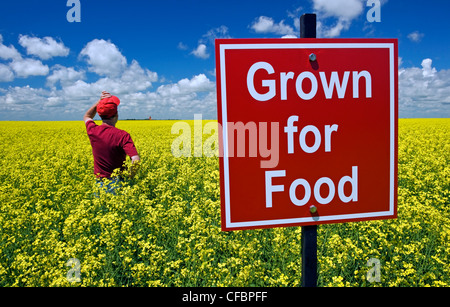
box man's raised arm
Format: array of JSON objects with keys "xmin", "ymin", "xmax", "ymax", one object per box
[{"xmin": 83, "ymin": 91, "xmax": 111, "ymax": 123}]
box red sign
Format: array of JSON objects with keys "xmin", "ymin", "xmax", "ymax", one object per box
[{"xmin": 215, "ymin": 38, "xmax": 398, "ymax": 231}]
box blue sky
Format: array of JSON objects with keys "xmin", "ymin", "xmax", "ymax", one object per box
[{"xmin": 0, "ymin": 0, "xmax": 449, "ymax": 120}]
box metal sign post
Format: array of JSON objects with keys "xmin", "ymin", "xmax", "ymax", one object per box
[{"xmin": 300, "ymin": 13, "xmax": 318, "ymax": 288}]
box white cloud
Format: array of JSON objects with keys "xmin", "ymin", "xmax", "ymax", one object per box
[
  {"xmin": 312, "ymin": 0, "xmax": 364, "ymax": 37},
  {"xmin": 201, "ymin": 25, "xmax": 231, "ymax": 44},
  {"xmin": 0, "ymin": 64, "xmax": 14, "ymax": 82},
  {"xmin": 18, "ymin": 35, "xmax": 69, "ymax": 60},
  {"xmin": 90, "ymin": 60, "xmax": 158, "ymax": 95},
  {"xmin": 118, "ymin": 73, "xmax": 215, "ymax": 119},
  {"xmin": 191, "ymin": 44, "xmax": 210, "ymax": 59},
  {"xmin": 399, "ymin": 59, "xmax": 450, "ymax": 118},
  {"xmin": 157, "ymin": 74, "xmax": 214, "ymax": 97},
  {"xmin": 2, "ymin": 31, "xmax": 448, "ymax": 120},
  {"xmin": 313, "ymin": 0, "xmax": 364, "ymax": 20},
  {"xmin": 79, "ymin": 39, "xmax": 127, "ymax": 77},
  {"xmin": 177, "ymin": 42, "xmax": 188, "ymax": 50},
  {"xmin": 0, "ymin": 85, "xmax": 67, "ymax": 120},
  {"xmin": 2, "ymin": 85, "xmax": 50, "ymax": 107},
  {"xmin": 61, "ymin": 79, "xmax": 100, "ymax": 101},
  {"xmin": 60, "ymin": 60, "xmax": 158, "ymax": 101},
  {"xmin": 248, "ymin": 1, "xmax": 365, "ymax": 38},
  {"xmin": 0, "ymin": 34, "xmax": 21, "ymax": 60},
  {"xmin": 250, "ymin": 16, "xmax": 295, "ymax": 36},
  {"xmin": 1, "ymin": 35, "xmax": 217, "ymax": 120},
  {"xmin": 287, "ymin": 7, "xmax": 303, "ymax": 32},
  {"xmin": 190, "ymin": 26, "xmax": 231, "ymax": 60},
  {"xmin": 57, "ymin": 73, "xmax": 216, "ymax": 119},
  {"xmin": 9, "ymin": 58, "xmax": 49, "ymax": 78},
  {"xmin": 407, "ymin": 31, "xmax": 424, "ymax": 43},
  {"xmin": 46, "ymin": 65, "xmax": 86, "ymax": 88},
  {"xmin": 177, "ymin": 73, "xmax": 214, "ymax": 92},
  {"xmin": 157, "ymin": 75, "xmax": 216, "ymax": 119},
  {"xmin": 0, "ymin": 43, "xmax": 159, "ymax": 114},
  {"xmin": 421, "ymin": 59, "xmax": 436, "ymax": 78},
  {"xmin": 121, "ymin": 60, "xmax": 158, "ymax": 86},
  {"xmin": 317, "ymin": 20, "xmax": 350, "ymax": 38}
]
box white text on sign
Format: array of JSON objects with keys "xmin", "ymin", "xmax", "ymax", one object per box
[
  {"xmin": 247, "ymin": 61, "xmax": 372, "ymax": 101},
  {"xmin": 264, "ymin": 115, "xmax": 358, "ymax": 208}
]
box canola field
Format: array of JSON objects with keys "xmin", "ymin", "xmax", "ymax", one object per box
[{"xmin": 0, "ymin": 118, "xmax": 448, "ymax": 287}]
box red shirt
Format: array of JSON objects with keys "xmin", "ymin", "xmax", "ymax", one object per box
[{"xmin": 85, "ymin": 120, "xmax": 139, "ymax": 178}]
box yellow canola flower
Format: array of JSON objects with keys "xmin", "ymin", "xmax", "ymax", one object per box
[{"xmin": 0, "ymin": 119, "xmax": 448, "ymax": 287}]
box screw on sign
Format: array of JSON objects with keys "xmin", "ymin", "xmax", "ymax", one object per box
[{"xmin": 215, "ymin": 39, "xmax": 398, "ymax": 230}]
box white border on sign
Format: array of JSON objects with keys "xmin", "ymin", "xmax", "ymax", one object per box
[{"xmin": 219, "ymin": 42, "xmax": 396, "ymax": 229}]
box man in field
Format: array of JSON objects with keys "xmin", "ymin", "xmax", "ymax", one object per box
[{"xmin": 83, "ymin": 91, "xmax": 140, "ymax": 192}]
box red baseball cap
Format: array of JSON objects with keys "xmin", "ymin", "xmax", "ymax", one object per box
[{"xmin": 97, "ymin": 96, "xmax": 120, "ymax": 118}]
